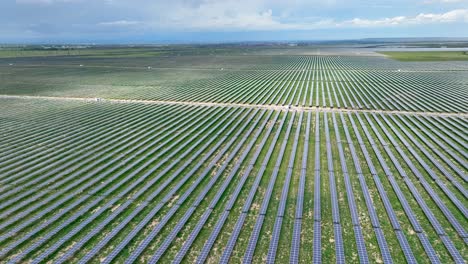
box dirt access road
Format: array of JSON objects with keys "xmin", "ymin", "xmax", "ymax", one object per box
[{"xmin": 1, "ymin": 94, "xmax": 466, "ymax": 118}]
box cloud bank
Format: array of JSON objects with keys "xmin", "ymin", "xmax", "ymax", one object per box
[
  {"xmin": 4, "ymin": 0, "xmax": 468, "ymax": 42},
  {"xmin": 98, "ymin": 7, "xmax": 468, "ymax": 31}
]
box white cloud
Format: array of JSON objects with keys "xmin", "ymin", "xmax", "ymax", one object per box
[
  {"xmin": 12, "ymin": 0, "xmax": 468, "ymax": 34},
  {"xmin": 135, "ymin": 6, "xmax": 468, "ymax": 31},
  {"xmin": 341, "ymin": 9, "xmax": 468, "ymax": 27},
  {"xmin": 16, "ymin": 0, "xmax": 81, "ymax": 4},
  {"xmin": 424, "ymin": 0, "xmax": 468, "ymax": 3},
  {"xmin": 98, "ymin": 20, "xmax": 142, "ymax": 26}
]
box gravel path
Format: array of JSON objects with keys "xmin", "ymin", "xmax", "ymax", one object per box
[{"xmin": 1, "ymin": 94, "xmax": 467, "ymax": 118}]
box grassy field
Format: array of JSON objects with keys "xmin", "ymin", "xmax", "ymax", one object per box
[
  {"xmin": 380, "ymin": 51, "xmax": 468, "ymax": 61},
  {"xmin": 0, "ymin": 47, "xmax": 163, "ymax": 58},
  {"xmin": 0, "ymin": 45, "xmax": 312, "ymax": 58},
  {"xmin": 0, "ymin": 46, "xmax": 467, "ymax": 263}
]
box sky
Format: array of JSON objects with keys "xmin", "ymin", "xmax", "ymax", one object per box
[{"xmin": 2, "ymin": 0, "xmax": 468, "ymax": 43}]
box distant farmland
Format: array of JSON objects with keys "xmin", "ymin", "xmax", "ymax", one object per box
[
  {"xmin": 0, "ymin": 47, "xmax": 466, "ymax": 263},
  {"xmin": 380, "ymin": 51, "xmax": 468, "ymax": 61}
]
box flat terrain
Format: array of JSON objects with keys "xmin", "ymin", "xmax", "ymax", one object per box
[
  {"xmin": 380, "ymin": 51, "xmax": 468, "ymax": 61},
  {"xmin": 0, "ymin": 46, "xmax": 467, "ymax": 263}
]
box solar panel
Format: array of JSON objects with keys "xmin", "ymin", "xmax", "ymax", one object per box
[
  {"xmin": 407, "ymin": 115, "xmax": 467, "ymax": 178},
  {"xmin": 221, "ymin": 115, "xmax": 286, "ymax": 261},
  {"xmin": 370, "ymin": 113, "xmax": 467, "ymax": 261},
  {"xmin": 302, "ymin": 76, "xmax": 309, "ymax": 106},
  {"xmin": 240, "ymin": 112, "xmax": 296, "ymax": 263},
  {"xmin": 243, "ymin": 215, "xmax": 265, "ymax": 263},
  {"xmin": 392, "ymin": 115, "xmax": 468, "ymax": 199},
  {"xmin": 0, "ymin": 193, "xmax": 94, "ymax": 258},
  {"xmin": 313, "ymin": 221, "xmax": 322, "ymax": 263},
  {"xmin": 379, "ymin": 114, "xmax": 468, "ymax": 237},
  {"xmin": 175, "ymin": 112, "xmax": 280, "ymax": 263},
  {"xmin": 59, "ymin": 109, "xmax": 246, "ymax": 262},
  {"xmin": 290, "ymin": 219, "xmax": 302, "ymax": 264},
  {"xmin": 430, "ymin": 116, "xmax": 468, "ymax": 143},
  {"xmin": 416, "ymin": 233, "xmax": 440, "ymax": 263},
  {"xmin": 395, "ymin": 230, "xmax": 417, "ymax": 264},
  {"xmin": 341, "ymin": 113, "xmax": 398, "ymax": 262},
  {"xmin": 140, "ymin": 111, "xmax": 269, "ymax": 263},
  {"xmin": 374, "ymin": 228, "xmax": 393, "ymax": 263},
  {"xmin": 1, "ymin": 105, "xmax": 215, "ymax": 211},
  {"xmin": 267, "ymin": 217, "xmax": 283, "ymax": 263},
  {"xmin": 2, "ymin": 107, "xmax": 234, "ymax": 259},
  {"xmin": 334, "ymin": 224, "xmax": 345, "ymax": 264},
  {"xmin": 220, "ymin": 213, "xmax": 247, "ymax": 263},
  {"xmin": 266, "ymin": 112, "xmax": 303, "ymax": 262},
  {"xmin": 331, "ymin": 113, "xmax": 369, "ymax": 262},
  {"xmin": 424, "ymin": 116, "xmax": 467, "ymax": 147}
]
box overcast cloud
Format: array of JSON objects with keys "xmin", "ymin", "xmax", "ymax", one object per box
[{"xmin": 1, "ymin": 0, "xmax": 467, "ymax": 43}]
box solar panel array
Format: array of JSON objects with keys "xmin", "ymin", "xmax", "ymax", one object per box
[
  {"xmin": 290, "ymin": 111, "xmax": 311, "ymax": 263},
  {"xmin": 243, "ymin": 111, "xmax": 296, "ymax": 263},
  {"xmin": 324, "ymin": 112, "xmax": 345, "ymax": 263},
  {"xmin": 0, "ymin": 52, "xmax": 467, "ymax": 263},
  {"xmin": 2, "ymin": 55, "xmax": 468, "ymax": 113}
]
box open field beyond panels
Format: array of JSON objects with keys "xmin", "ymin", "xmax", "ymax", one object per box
[
  {"xmin": 380, "ymin": 51, "xmax": 468, "ymax": 62},
  {"xmin": 0, "ymin": 48, "xmax": 467, "ymax": 264}
]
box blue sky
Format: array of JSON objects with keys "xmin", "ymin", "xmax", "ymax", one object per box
[{"xmin": 2, "ymin": 0, "xmax": 468, "ymax": 43}]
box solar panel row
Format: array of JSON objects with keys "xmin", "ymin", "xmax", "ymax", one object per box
[
  {"xmin": 0, "ymin": 106, "xmax": 223, "ymax": 258},
  {"xmin": 340, "ymin": 113, "xmax": 393, "ymax": 264},
  {"xmin": 171, "ymin": 111, "xmax": 280, "ymax": 264},
  {"xmin": 120, "ymin": 110, "xmax": 267, "ymax": 263},
  {"xmin": 90, "ymin": 109, "xmax": 258, "ymax": 263},
  {"xmin": 243, "ymin": 112, "xmax": 296, "ymax": 263},
  {"xmin": 220, "ymin": 112, "xmax": 288, "ymax": 263},
  {"xmin": 266, "ymin": 112, "xmax": 303, "ymax": 263},
  {"xmin": 407, "ymin": 116, "xmax": 467, "ymax": 173},
  {"xmin": 1, "ymin": 67, "xmax": 466, "ymax": 264},
  {"xmin": 55, "ymin": 108, "xmax": 250, "ymax": 263},
  {"xmin": 8, "ymin": 107, "xmax": 238, "ymax": 263},
  {"xmin": 324, "ymin": 112, "xmax": 345, "ymax": 263},
  {"xmin": 391, "ymin": 115, "xmax": 468, "ymax": 199},
  {"xmin": 349, "ymin": 113, "xmax": 416, "ymax": 263},
  {"xmin": 370, "ymin": 113, "xmax": 465, "ymax": 263},
  {"xmin": 0, "ymin": 103, "xmax": 162, "ymax": 176},
  {"xmin": 290, "ymin": 111, "xmax": 311, "ymax": 263},
  {"xmin": 331, "ymin": 112, "xmax": 369, "ymax": 263},
  {"xmin": 312, "ymin": 112, "xmax": 322, "ymax": 263},
  {"xmin": 360, "ymin": 113, "xmax": 439, "ymax": 262},
  {"xmin": 0, "ymin": 104, "xmax": 190, "ymax": 212},
  {"xmin": 379, "ymin": 114, "xmax": 468, "ymax": 239}
]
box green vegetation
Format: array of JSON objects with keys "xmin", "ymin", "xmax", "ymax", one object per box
[
  {"xmin": 0, "ymin": 47, "xmax": 467, "ymax": 263},
  {"xmin": 0, "ymin": 47, "xmax": 167, "ymax": 58},
  {"xmin": 380, "ymin": 51, "xmax": 468, "ymax": 61}
]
